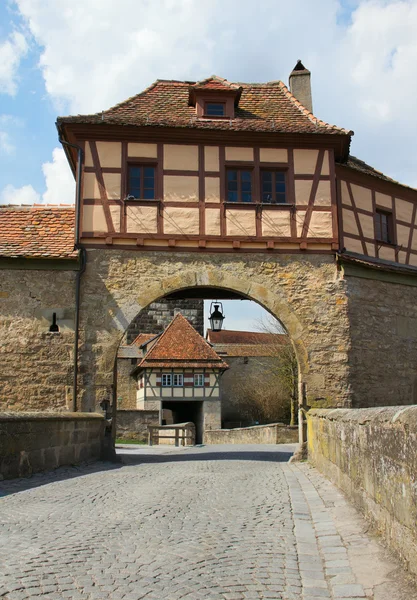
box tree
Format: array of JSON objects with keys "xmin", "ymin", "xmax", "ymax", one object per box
[{"xmin": 223, "ymin": 316, "xmax": 298, "ymax": 426}]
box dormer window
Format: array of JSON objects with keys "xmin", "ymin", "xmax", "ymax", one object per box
[
  {"xmin": 188, "ymin": 76, "xmax": 242, "ymax": 121},
  {"xmin": 205, "ymin": 102, "xmax": 225, "ymax": 117}
]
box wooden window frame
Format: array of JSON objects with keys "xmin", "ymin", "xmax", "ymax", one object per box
[
  {"xmin": 172, "ymin": 373, "xmax": 184, "ymax": 387},
  {"xmin": 226, "ymin": 167, "xmax": 254, "ymax": 203},
  {"xmin": 126, "ymin": 162, "xmax": 157, "ymax": 200},
  {"xmin": 204, "ymin": 101, "xmax": 226, "ymax": 118},
  {"xmin": 161, "ymin": 373, "xmax": 171, "ymax": 387},
  {"xmin": 260, "ymin": 169, "xmax": 288, "ymax": 204},
  {"xmin": 194, "ymin": 373, "xmax": 204, "ymax": 387},
  {"xmin": 375, "ymin": 208, "xmax": 395, "ymax": 245}
]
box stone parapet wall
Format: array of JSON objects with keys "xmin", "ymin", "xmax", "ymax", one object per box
[
  {"xmin": 204, "ymin": 423, "xmax": 298, "ymax": 445},
  {"xmin": 307, "ymin": 406, "xmax": 417, "ymax": 576},
  {"xmin": 0, "ymin": 412, "xmax": 105, "ymax": 480},
  {"xmin": 116, "ymin": 410, "xmax": 159, "ymax": 441}
]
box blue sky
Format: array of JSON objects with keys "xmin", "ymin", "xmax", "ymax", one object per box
[{"xmin": 1, "ymin": 0, "xmax": 417, "ymax": 329}]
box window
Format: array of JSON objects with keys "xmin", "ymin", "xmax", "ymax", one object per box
[
  {"xmin": 127, "ymin": 165, "xmax": 155, "ymax": 199},
  {"xmin": 161, "ymin": 374, "xmax": 171, "ymax": 387},
  {"xmin": 205, "ymin": 103, "xmax": 225, "ymax": 117},
  {"xmin": 375, "ymin": 210, "xmax": 393, "ymax": 244},
  {"xmin": 261, "ymin": 170, "xmax": 287, "ymax": 203},
  {"xmin": 194, "ymin": 374, "xmax": 204, "ymax": 387},
  {"xmin": 227, "ymin": 169, "xmax": 252, "ymax": 203},
  {"xmin": 161, "ymin": 373, "xmax": 183, "ymax": 387}
]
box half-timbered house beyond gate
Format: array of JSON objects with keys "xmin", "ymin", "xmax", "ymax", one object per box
[{"xmin": 2, "ymin": 61, "xmax": 417, "ymax": 444}]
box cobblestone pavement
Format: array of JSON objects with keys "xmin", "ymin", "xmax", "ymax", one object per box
[{"xmin": 0, "ymin": 444, "xmax": 416, "ymax": 600}]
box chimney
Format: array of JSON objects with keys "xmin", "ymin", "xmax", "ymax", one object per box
[{"xmin": 289, "ymin": 60, "xmax": 313, "ymax": 113}]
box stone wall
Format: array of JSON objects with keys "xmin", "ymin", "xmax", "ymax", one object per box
[
  {"xmin": 125, "ymin": 298, "xmax": 204, "ymax": 343},
  {"xmin": 204, "ymin": 423, "xmax": 298, "ymax": 445},
  {"xmin": 0, "ymin": 267, "xmax": 76, "ymax": 411},
  {"xmin": 0, "ymin": 412, "xmax": 105, "ymax": 480},
  {"xmin": 4, "ymin": 252, "xmax": 417, "ymax": 418},
  {"xmin": 345, "ymin": 271, "xmax": 417, "ymax": 407},
  {"xmin": 307, "ymin": 407, "xmax": 417, "ymax": 576},
  {"xmin": 117, "ymin": 359, "xmax": 137, "ymax": 409},
  {"xmin": 116, "ymin": 409, "xmax": 159, "ymax": 441},
  {"xmin": 78, "ymin": 250, "xmax": 352, "ymax": 412}
]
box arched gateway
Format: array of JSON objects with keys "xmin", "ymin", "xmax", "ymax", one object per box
[
  {"xmin": 79, "ymin": 250, "xmax": 350, "ymax": 418},
  {"xmin": 2, "ymin": 63, "xmax": 417, "ymax": 452}
]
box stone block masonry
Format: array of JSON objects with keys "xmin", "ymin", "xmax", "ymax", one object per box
[
  {"xmin": 204, "ymin": 422, "xmax": 298, "ymax": 444},
  {"xmin": 125, "ymin": 298, "xmax": 204, "ymax": 343},
  {"xmin": 345, "ymin": 271, "xmax": 417, "ymax": 407},
  {"xmin": 116, "ymin": 409, "xmax": 159, "ymax": 441},
  {"xmin": 78, "ymin": 250, "xmax": 353, "ymax": 412},
  {"xmin": 0, "ymin": 412, "xmax": 105, "ymax": 479},
  {"xmin": 0, "ymin": 267, "xmax": 76, "ymax": 411},
  {"xmin": 307, "ymin": 406, "xmax": 417, "ymax": 576}
]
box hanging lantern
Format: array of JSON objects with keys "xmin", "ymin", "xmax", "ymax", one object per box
[{"xmin": 209, "ymin": 301, "xmax": 225, "ymax": 332}]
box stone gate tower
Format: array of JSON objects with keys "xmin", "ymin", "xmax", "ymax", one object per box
[{"xmin": 1, "ymin": 62, "xmax": 417, "ymax": 426}]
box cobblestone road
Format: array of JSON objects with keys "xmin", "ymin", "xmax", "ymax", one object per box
[{"xmin": 0, "ymin": 445, "xmax": 416, "ymax": 600}]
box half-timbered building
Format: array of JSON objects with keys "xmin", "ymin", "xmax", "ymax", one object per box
[
  {"xmin": 131, "ymin": 313, "xmax": 228, "ymax": 440},
  {"xmin": 2, "ymin": 60, "xmax": 417, "ymax": 441}
]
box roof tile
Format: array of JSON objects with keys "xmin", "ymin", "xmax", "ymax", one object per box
[
  {"xmin": 0, "ymin": 205, "xmax": 76, "ymax": 259},
  {"xmin": 138, "ymin": 313, "xmax": 228, "ymax": 369},
  {"xmin": 58, "ymin": 76, "xmax": 352, "ymax": 136}
]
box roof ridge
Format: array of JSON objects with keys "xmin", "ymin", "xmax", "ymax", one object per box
[
  {"xmin": 0, "ymin": 204, "xmax": 75, "ymax": 209},
  {"xmin": 141, "ymin": 312, "xmax": 186, "ymax": 362},
  {"xmin": 140, "ymin": 313, "xmax": 224, "ymax": 365},
  {"xmin": 192, "ymin": 75, "xmax": 241, "ymax": 90},
  {"xmin": 277, "ymin": 81, "xmax": 353, "ymax": 135}
]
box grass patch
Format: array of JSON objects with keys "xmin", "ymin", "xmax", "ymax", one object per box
[{"xmin": 115, "ymin": 438, "xmax": 147, "ymax": 445}]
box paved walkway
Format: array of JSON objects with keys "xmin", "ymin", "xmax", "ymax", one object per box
[{"xmin": 0, "ymin": 445, "xmax": 416, "ymax": 600}]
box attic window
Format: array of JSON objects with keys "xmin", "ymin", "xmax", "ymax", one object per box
[{"xmin": 205, "ymin": 102, "xmax": 225, "ymax": 117}]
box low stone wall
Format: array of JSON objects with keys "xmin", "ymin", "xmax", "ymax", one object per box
[
  {"xmin": 307, "ymin": 407, "xmax": 417, "ymax": 576},
  {"xmin": 204, "ymin": 423, "xmax": 298, "ymax": 445},
  {"xmin": 116, "ymin": 409, "xmax": 159, "ymax": 442},
  {"xmin": 149, "ymin": 422, "xmax": 195, "ymax": 446},
  {"xmin": 0, "ymin": 412, "xmax": 105, "ymax": 480}
]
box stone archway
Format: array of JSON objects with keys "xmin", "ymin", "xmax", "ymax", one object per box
[{"xmin": 78, "ymin": 250, "xmax": 351, "ymax": 422}]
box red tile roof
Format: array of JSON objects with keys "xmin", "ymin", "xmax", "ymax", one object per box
[
  {"xmin": 207, "ymin": 329, "xmax": 288, "ymax": 357},
  {"xmin": 206, "ymin": 330, "xmax": 286, "ymax": 344},
  {"xmin": 58, "ymin": 75, "xmax": 352, "ymax": 136},
  {"xmin": 340, "ymin": 156, "xmax": 417, "ymax": 192},
  {"xmin": 131, "ymin": 333, "xmax": 158, "ymax": 347},
  {"xmin": 138, "ymin": 313, "xmax": 228, "ymax": 369},
  {"xmin": 0, "ymin": 205, "xmax": 77, "ymax": 259}
]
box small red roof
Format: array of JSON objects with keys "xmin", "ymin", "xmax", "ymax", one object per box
[
  {"xmin": 206, "ymin": 329, "xmax": 286, "ymax": 344},
  {"xmin": 130, "ymin": 332, "xmax": 158, "ymax": 347},
  {"xmin": 138, "ymin": 313, "xmax": 228, "ymax": 370},
  {"xmin": 0, "ymin": 205, "xmax": 76, "ymax": 259}
]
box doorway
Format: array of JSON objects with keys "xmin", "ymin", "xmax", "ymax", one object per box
[{"xmin": 162, "ymin": 401, "xmax": 204, "ymax": 444}]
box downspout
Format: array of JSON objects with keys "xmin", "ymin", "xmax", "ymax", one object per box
[{"xmin": 58, "ymin": 136, "xmax": 84, "ymax": 412}]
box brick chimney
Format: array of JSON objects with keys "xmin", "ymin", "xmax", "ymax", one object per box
[{"xmin": 289, "ymin": 60, "xmax": 313, "ymax": 113}]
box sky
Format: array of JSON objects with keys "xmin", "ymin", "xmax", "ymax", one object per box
[{"xmin": 1, "ymin": 0, "xmax": 417, "ymax": 329}]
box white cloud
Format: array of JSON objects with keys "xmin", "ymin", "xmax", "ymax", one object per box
[
  {"xmin": 11, "ymin": 0, "xmax": 417, "ymax": 187},
  {"xmin": 0, "ymin": 30, "xmax": 28, "ymax": 95},
  {"xmin": 41, "ymin": 147, "xmax": 75, "ymax": 204},
  {"xmin": 0, "ymin": 183, "xmax": 40, "ymax": 204},
  {"xmin": 0, "ymin": 131, "xmax": 15, "ymax": 155},
  {"xmin": 0, "ymin": 147, "xmax": 74, "ymax": 205}
]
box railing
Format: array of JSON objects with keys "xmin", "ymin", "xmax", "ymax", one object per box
[{"xmin": 148, "ymin": 422, "xmax": 196, "ymax": 447}]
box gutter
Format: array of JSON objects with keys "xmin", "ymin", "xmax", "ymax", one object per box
[{"xmin": 58, "ymin": 134, "xmax": 85, "ymax": 411}]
